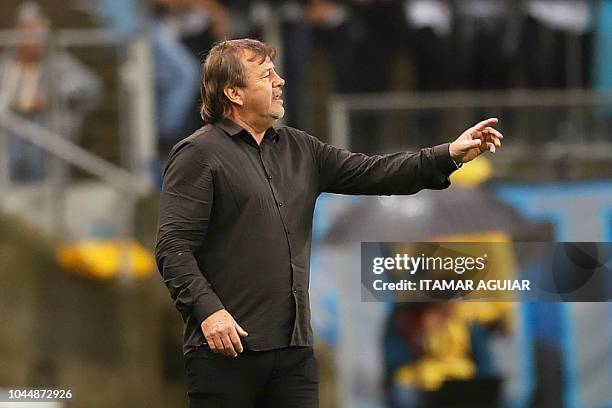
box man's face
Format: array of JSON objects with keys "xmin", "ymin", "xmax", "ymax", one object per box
[
  {"xmin": 236, "ymin": 51, "xmax": 285, "ymax": 127},
  {"xmin": 17, "ymin": 20, "xmax": 47, "ymax": 63}
]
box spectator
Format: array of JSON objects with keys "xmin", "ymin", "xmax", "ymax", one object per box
[
  {"xmin": 84, "ymin": 0, "xmax": 216, "ymax": 152},
  {"xmin": 281, "ymin": 0, "xmax": 356, "ymax": 127},
  {"xmin": 402, "ymin": 0, "xmax": 453, "ymax": 91},
  {"xmin": 348, "ymin": 0, "xmax": 406, "ymax": 153},
  {"xmin": 453, "ymin": 0, "xmax": 517, "ymax": 90},
  {"xmin": 383, "ymin": 302, "xmax": 509, "ymax": 408},
  {"xmin": 400, "ymin": 0, "xmax": 453, "ymax": 149},
  {"xmin": 177, "ymin": 0, "xmax": 230, "ymax": 136},
  {"xmin": 80, "ymin": 0, "xmax": 142, "ymax": 38},
  {"xmin": 351, "ymin": 0, "xmax": 405, "ymax": 93},
  {"xmin": 0, "ymin": 1, "xmax": 102, "ymax": 182},
  {"xmin": 520, "ymin": 0, "xmax": 593, "ymax": 88},
  {"xmin": 151, "ymin": 0, "xmax": 201, "ymax": 154}
]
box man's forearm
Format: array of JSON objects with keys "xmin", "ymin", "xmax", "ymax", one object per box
[
  {"xmin": 155, "ymin": 246, "xmax": 224, "ymax": 324},
  {"xmin": 318, "ymin": 141, "xmax": 458, "ymax": 195}
]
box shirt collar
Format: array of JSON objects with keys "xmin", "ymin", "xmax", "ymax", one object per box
[{"xmin": 217, "ymin": 117, "xmax": 280, "ymax": 142}]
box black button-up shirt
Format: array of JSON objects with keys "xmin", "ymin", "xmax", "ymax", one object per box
[{"xmin": 155, "ymin": 118, "xmax": 458, "ymax": 355}]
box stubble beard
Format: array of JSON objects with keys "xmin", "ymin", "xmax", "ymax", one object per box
[
  {"xmin": 271, "ymin": 106, "xmax": 285, "ymax": 120},
  {"xmin": 269, "ymin": 99, "xmax": 284, "ymax": 121}
]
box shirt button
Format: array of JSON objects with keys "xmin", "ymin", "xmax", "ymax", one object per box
[
  {"xmin": 278, "ymin": 202, "xmax": 283, "ymax": 207},
  {"xmin": 268, "ymin": 175, "xmax": 272, "ymax": 180},
  {"xmin": 293, "ymin": 289, "xmax": 298, "ymax": 293},
  {"xmin": 290, "ymin": 258, "xmax": 295, "ymax": 264}
]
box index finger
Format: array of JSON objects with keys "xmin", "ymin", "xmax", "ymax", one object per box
[{"xmin": 474, "ymin": 118, "xmax": 498, "ymax": 131}]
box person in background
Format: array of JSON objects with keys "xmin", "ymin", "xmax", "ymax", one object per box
[
  {"xmin": 453, "ymin": 0, "xmax": 518, "ymax": 90},
  {"xmin": 0, "ymin": 1, "xmax": 101, "ymax": 182},
  {"xmin": 280, "ymin": 0, "xmax": 355, "ymax": 128},
  {"xmin": 515, "ymin": 0, "xmax": 593, "ymax": 145},
  {"xmin": 400, "ymin": 0, "xmax": 454, "ymax": 149},
  {"xmin": 521, "ymin": 0, "xmax": 593, "ymax": 89},
  {"xmin": 350, "ymin": 0, "xmax": 405, "ymax": 93},
  {"xmin": 383, "ymin": 302, "xmax": 510, "ymax": 408},
  {"xmin": 402, "ymin": 0, "xmax": 453, "ymax": 91},
  {"xmin": 173, "ymin": 0, "xmax": 230, "ymax": 136},
  {"xmin": 151, "ymin": 0, "xmax": 201, "ymax": 154},
  {"xmin": 345, "ymin": 0, "xmax": 406, "ymax": 153},
  {"xmin": 88, "ymin": 0, "xmax": 223, "ymax": 155}
]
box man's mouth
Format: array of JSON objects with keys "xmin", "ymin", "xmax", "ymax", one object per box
[{"xmin": 273, "ymin": 92, "xmax": 283, "ymax": 102}]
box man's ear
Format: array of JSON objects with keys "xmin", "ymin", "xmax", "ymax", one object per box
[{"xmin": 223, "ymin": 86, "xmax": 243, "ymax": 107}]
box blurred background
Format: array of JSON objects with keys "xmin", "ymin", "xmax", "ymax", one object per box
[{"xmin": 0, "ymin": 0, "xmax": 611, "ymax": 407}]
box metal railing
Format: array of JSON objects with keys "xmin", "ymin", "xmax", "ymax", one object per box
[
  {"xmin": 328, "ymin": 89, "xmax": 612, "ymax": 162},
  {"xmin": 0, "ymin": 111, "xmax": 145, "ymax": 193}
]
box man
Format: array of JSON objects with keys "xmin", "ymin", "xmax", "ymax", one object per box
[
  {"xmin": 0, "ymin": 1, "xmax": 101, "ymax": 181},
  {"xmin": 521, "ymin": 0, "xmax": 593, "ymax": 88},
  {"xmin": 454, "ymin": 0, "xmax": 516, "ymax": 90},
  {"xmin": 280, "ymin": 0, "xmax": 355, "ymax": 127},
  {"xmin": 155, "ymin": 38, "xmax": 503, "ymax": 407}
]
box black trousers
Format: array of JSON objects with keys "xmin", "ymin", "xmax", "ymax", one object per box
[{"xmin": 184, "ymin": 345, "xmax": 319, "ymax": 408}]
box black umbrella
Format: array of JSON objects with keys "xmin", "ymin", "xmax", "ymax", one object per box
[{"xmin": 322, "ymin": 185, "xmax": 551, "ymax": 244}]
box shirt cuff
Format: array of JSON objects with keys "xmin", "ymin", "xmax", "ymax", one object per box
[
  {"xmin": 192, "ymin": 293, "xmax": 225, "ymax": 325},
  {"xmin": 432, "ymin": 143, "xmax": 461, "ymax": 175}
]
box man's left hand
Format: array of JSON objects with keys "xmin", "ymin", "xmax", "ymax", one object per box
[{"xmin": 449, "ymin": 118, "xmax": 504, "ymax": 164}]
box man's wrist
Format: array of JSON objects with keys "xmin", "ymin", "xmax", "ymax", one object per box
[
  {"xmin": 448, "ymin": 142, "xmax": 462, "ymax": 169},
  {"xmin": 194, "ymin": 296, "xmax": 225, "ymax": 326},
  {"xmin": 432, "ymin": 143, "xmax": 459, "ymax": 175}
]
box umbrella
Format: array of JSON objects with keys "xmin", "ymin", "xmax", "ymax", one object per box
[{"xmin": 321, "ymin": 185, "xmax": 551, "ymax": 244}]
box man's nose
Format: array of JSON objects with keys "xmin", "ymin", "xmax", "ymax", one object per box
[{"xmin": 273, "ymin": 71, "xmax": 285, "ymax": 87}]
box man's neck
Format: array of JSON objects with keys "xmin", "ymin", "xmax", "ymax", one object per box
[{"xmin": 227, "ymin": 114, "xmax": 269, "ymax": 145}]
